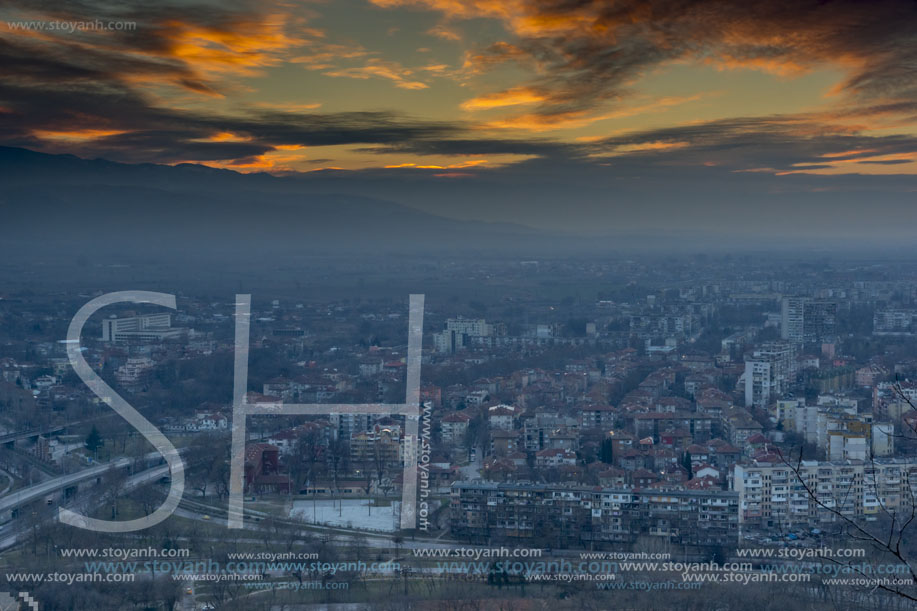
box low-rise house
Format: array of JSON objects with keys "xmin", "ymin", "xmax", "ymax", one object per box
[{"xmin": 535, "ymin": 448, "xmax": 577, "ymax": 468}]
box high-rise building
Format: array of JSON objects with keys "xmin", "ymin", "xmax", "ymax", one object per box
[
  {"xmin": 744, "ymin": 342, "xmax": 796, "ymax": 408},
  {"xmin": 781, "ymin": 297, "xmax": 837, "ymax": 343},
  {"xmin": 873, "ymin": 309, "xmax": 916, "ymax": 335},
  {"xmin": 101, "ymin": 313, "xmax": 183, "ymax": 342},
  {"xmin": 781, "ymin": 297, "xmax": 806, "ymax": 343},
  {"xmin": 433, "ymin": 318, "xmax": 493, "ymax": 354},
  {"xmin": 803, "ymin": 300, "xmax": 837, "ymax": 343},
  {"xmin": 735, "ymin": 458, "xmax": 917, "ymax": 528}
]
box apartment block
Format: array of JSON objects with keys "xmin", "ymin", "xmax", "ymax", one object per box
[
  {"xmin": 744, "ymin": 342, "xmax": 796, "ymax": 408},
  {"xmin": 781, "ymin": 298, "xmax": 837, "ymax": 343},
  {"xmin": 734, "ymin": 458, "xmax": 917, "ymax": 529},
  {"xmin": 101, "ymin": 313, "xmax": 184, "ymax": 342},
  {"xmin": 450, "ymin": 481, "xmax": 738, "ymax": 548}
]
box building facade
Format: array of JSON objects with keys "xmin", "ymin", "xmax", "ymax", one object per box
[
  {"xmin": 734, "ymin": 458, "xmax": 917, "ymax": 529},
  {"xmin": 451, "ymin": 481, "xmax": 738, "ymax": 548}
]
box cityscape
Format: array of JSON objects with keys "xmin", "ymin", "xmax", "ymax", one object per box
[
  {"xmin": 1, "ymin": 256, "xmax": 917, "ymax": 608},
  {"xmin": 2, "ymin": 0, "xmax": 917, "ymax": 609}
]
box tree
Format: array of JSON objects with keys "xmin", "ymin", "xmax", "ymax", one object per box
[
  {"xmin": 85, "ymin": 425, "xmax": 102, "ymax": 456},
  {"xmin": 777, "ymin": 423, "xmax": 917, "ymax": 604},
  {"xmin": 187, "ymin": 433, "xmax": 228, "ymax": 499},
  {"xmin": 599, "ymin": 438, "xmax": 613, "ymax": 464},
  {"xmin": 100, "ymin": 465, "xmax": 127, "ymax": 519},
  {"xmin": 681, "ymin": 451, "xmax": 693, "ymax": 477}
]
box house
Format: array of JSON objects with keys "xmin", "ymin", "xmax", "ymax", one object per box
[
  {"xmin": 706, "ymin": 439, "xmax": 743, "ymax": 470},
  {"xmin": 728, "ymin": 418, "xmax": 763, "ymax": 447},
  {"xmin": 632, "ymin": 468, "xmax": 660, "ymax": 488},
  {"xmin": 428, "ymin": 465, "xmax": 459, "ymax": 493},
  {"xmin": 193, "ymin": 412, "xmax": 228, "ymax": 432},
  {"xmin": 488, "ymin": 404, "xmax": 517, "ymax": 430},
  {"xmin": 578, "ymin": 404, "xmax": 617, "ymax": 429},
  {"xmin": 535, "ymin": 448, "xmax": 577, "ymax": 468},
  {"xmin": 542, "ymin": 428, "xmax": 580, "ymax": 451},
  {"xmin": 421, "ymin": 384, "xmax": 442, "ymax": 407},
  {"xmin": 598, "ymin": 467, "xmax": 628, "ymax": 487},
  {"xmin": 466, "ymin": 390, "xmax": 490, "ymax": 407},
  {"xmin": 694, "ymin": 463, "xmax": 721, "ymax": 481},
  {"xmin": 685, "ymin": 475, "xmax": 720, "ymax": 490},
  {"xmin": 660, "ymin": 429, "xmax": 692, "ymax": 452},
  {"xmin": 856, "ymin": 364, "xmax": 887, "ymax": 388},
  {"xmin": 244, "ymin": 443, "xmax": 291, "ymax": 494},
  {"xmin": 267, "ymin": 429, "xmax": 300, "ymax": 455},
  {"xmin": 441, "ymin": 411, "xmax": 472, "ymax": 445},
  {"xmin": 606, "ymin": 430, "xmax": 635, "ymax": 462},
  {"xmin": 490, "ymin": 430, "xmax": 521, "ymax": 456}
]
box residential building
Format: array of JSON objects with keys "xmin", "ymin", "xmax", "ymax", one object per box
[
  {"xmin": 451, "ymin": 481, "xmax": 739, "ymax": 547},
  {"xmin": 734, "ymin": 458, "xmax": 917, "ymax": 529},
  {"xmin": 441, "ymin": 411, "xmax": 472, "ymax": 445},
  {"xmin": 781, "ymin": 298, "xmax": 837, "ymax": 343},
  {"xmin": 744, "ymin": 342, "xmax": 796, "ymax": 407},
  {"xmin": 102, "ymin": 313, "xmax": 185, "ymax": 343}
]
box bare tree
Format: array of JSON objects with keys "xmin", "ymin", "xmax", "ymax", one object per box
[
  {"xmin": 777, "ymin": 439, "xmax": 917, "ymax": 602},
  {"xmin": 100, "ymin": 465, "xmax": 127, "ymax": 519}
]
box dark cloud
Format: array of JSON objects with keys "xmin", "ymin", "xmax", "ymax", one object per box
[
  {"xmin": 353, "ymin": 137, "xmax": 576, "ymax": 158},
  {"xmin": 2, "ymin": 0, "xmax": 916, "ymax": 175},
  {"xmin": 0, "ymin": 0, "xmax": 573, "ymax": 163},
  {"xmin": 858, "ymin": 159, "xmax": 912, "ymax": 165},
  {"xmin": 582, "ymin": 113, "xmax": 917, "ymax": 174},
  {"xmin": 426, "ymin": 0, "xmax": 917, "ymax": 117}
]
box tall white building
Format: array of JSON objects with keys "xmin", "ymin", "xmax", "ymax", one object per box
[
  {"xmin": 433, "ymin": 318, "xmax": 493, "ymax": 354},
  {"xmin": 445, "ymin": 318, "xmax": 492, "ymax": 337},
  {"xmin": 102, "ymin": 313, "xmax": 183, "ymax": 342},
  {"xmin": 781, "ymin": 297, "xmax": 806, "ymax": 343},
  {"xmin": 744, "ymin": 342, "xmax": 796, "ymax": 408},
  {"xmin": 735, "ymin": 458, "xmax": 917, "ymax": 528},
  {"xmin": 781, "ymin": 297, "xmax": 837, "ymax": 343}
]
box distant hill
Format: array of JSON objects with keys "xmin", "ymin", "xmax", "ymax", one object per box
[{"xmin": 0, "ymin": 146, "xmax": 552, "ymax": 260}]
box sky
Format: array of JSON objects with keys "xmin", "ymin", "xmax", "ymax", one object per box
[{"xmin": 1, "ymin": 0, "xmax": 916, "ymax": 235}]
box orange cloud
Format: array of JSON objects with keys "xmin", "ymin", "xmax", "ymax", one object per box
[
  {"xmin": 322, "ymin": 58, "xmax": 429, "ymax": 89},
  {"xmin": 706, "ymin": 55, "xmax": 809, "ymax": 78},
  {"xmin": 384, "ymin": 159, "xmax": 490, "ymax": 169},
  {"xmin": 32, "ymin": 129, "xmax": 127, "ymax": 141},
  {"xmin": 158, "ymin": 15, "xmax": 310, "ymax": 80},
  {"xmin": 483, "ymin": 94, "xmax": 704, "ymax": 131},
  {"xmin": 616, "ymin": 141, "xmax": 691, "ymax": 153},
  {"xmin": 205, "ymin": 132, "xmax": 252, "ymax": 142},
  {"xmin": 253, "ymin": 101, "xmax": 323, "ymax": 112},
  {"xmin": 192, "ymin": 145, "xmax": 310, "ymax": 172},
  {"xmin": 427, "ymin": 23, "xmax": 462, "ymax": 41},
  {"xmin": 460, "ymin": 42, "xmax": 531, "ymax": 76},
  {"xmin": 461, "ymin": 87, "xmax": 546, "ymax": 111},
  {"xmin": 820, "ymin": 148, "xmax": 878, "ymax": 158}
]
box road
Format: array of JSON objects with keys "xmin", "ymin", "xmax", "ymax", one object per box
[
  {"xmin": 0, "ymin": 413, "xmax": 117, "ymax": 446},
  {"xmin": 457, "ymin": 444, "xmax": 483, "ymax": 480},
  {"xmin": 0, "ymin": 469, "xmax": 11, "ymax": 497},
  {"xmin": 0, "ymin": 460, "xmax": 171, "ymax": 550},
  {"xmin": 0, "ymin": 455, "xmax": 161, "ymax": 515}
]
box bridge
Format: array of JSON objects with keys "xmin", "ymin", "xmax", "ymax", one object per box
[
  {"xmin": 0, "ymin": 451, "xmax": 174, "ymax": 518},
  {"xmin": 0, "ymin": 424, "xmax": 67, "ymax": 445}
]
